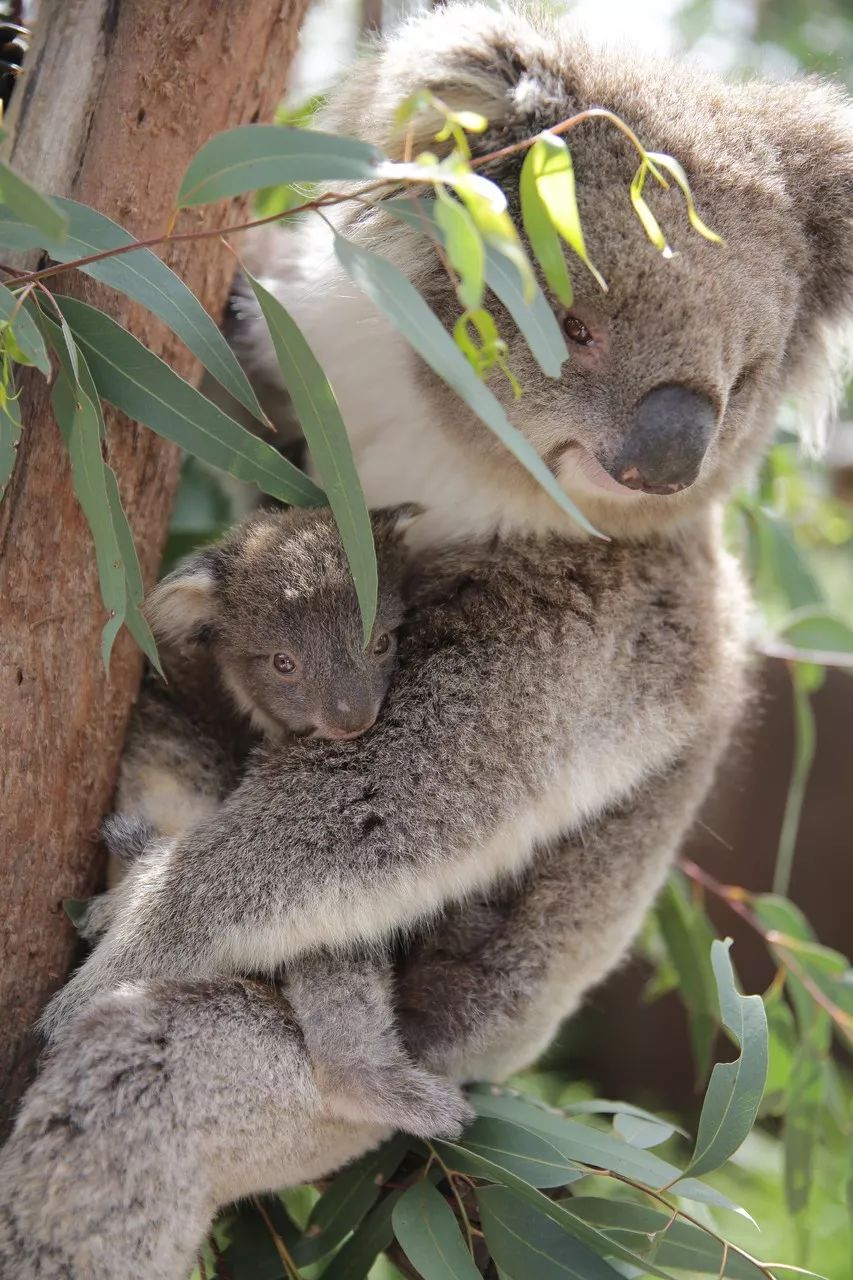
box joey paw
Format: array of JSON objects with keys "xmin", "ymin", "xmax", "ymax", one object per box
[{"xmin": 318, "ymin": 1059, "xmax": 473, "ymax": 1139}]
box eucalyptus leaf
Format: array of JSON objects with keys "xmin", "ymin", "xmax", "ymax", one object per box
[
  {"xmin": 334, "ymin": 233, "xmax": 600, "ymax": 537},
  {"xmin": 0, "ymin": 283, "xmax": 49, "ymax": 375},
  {"xmin": 293, "ymin": 1135, "xmax": 409, "ymax": 1266},
  {"xmin": 392, "ymin": 1181, "xmax": 481, "ymax": 1280},
  {"xmin": 520, "ymin": 140, "xmax": 574, "ymax": 306},
  {"xmin": 0, "ymin": 373, "xmax": 21, "ymax": 502},
  {"xmin": 0, "ymin": 158, "xmax": 68, "ymax": 241},
  {"xmin": 435, "ymin": 190, "xmax": 485, "ymax": 310},
  {"xmin": 477, "ymin": 1185, "xmax": 623, "ymax": 1280},
  {"xmin": 52, "ymin": 295, "xmax": 324, "ymax": 508},
  {"xmin": 0, "ymin": 199, "xmax": 268, "ymax": 424},
  {"xmin": 777, "ymin": 607, "xmax": 853, "ymax": 655},
  {"xmin": 382, "ymin": 194, "xmax": 567, "ymax": 377},
  {"xmin": 565, "ymin": 1198, "xmax": 766, "ymax": 1279},
  {"xmin": 655, "ymin": 871, "xmax": 720, "ymax": 1081},
  {"xmin": 522, "ymin": 133, "xmax": 607, "ymax": 291},
  {"xmin": 456, "ymin": 1117, "xmax": 586, "ymax": 1189},
  {"xmin": 244, "ymin": 270, "xmax": 377, "ymax": 641},
  {"xmin": 321, "ymin": 1189, "xmax": 403, "ymax": 1280},
  {"xmin": 612, "ymin": 1112, "xmax": 675, "ymax": 1149},
  {"xmin": 681, "ymin": 939, "xmax": 768, "ymax": 1179},
  {"xmin": 178, "ymin": 124, "xmax": 384, "ymax": 206},
  {"xmin": 434, "ymin": 1141, "xmax": 678, "ymax": 1280}
]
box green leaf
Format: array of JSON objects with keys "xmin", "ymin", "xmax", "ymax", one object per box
[
  {"xmin": 51, "ymin": 295, "xmax": 324, "ymax": 508},
  {"xmin": 477, "ymin": 1185, "xmax": 623, "ymax": 1280},
  {"xmin": 655, "ymin": 871, "xmax": 720, "ymax": 1081},
  {"xmin": 784, "ymin": 1021, "xmax": 829, "ymax": 1217},
  {"xmin": 50, "ymin": 365, "xmax": 127, "ymax": 669},
  {"xmin": 321, "ymin": 1189, "xmax": 403, "ymax": 1280},
  {"xmin": 456, "ymin": 1117, "xmax": 585, "ymax": 1189},
  {"xmin": 391, "ymin": 1181, "xmax": 481, "ymax": 1280},
  {"xmin": 762, "ymin": 983, "xmax": 798, "ymax": 1115},
  {"xmin": 178, "ymin": 124, "xmax": 384, "ymax": 206},
  {"xmin": 0, "ymin": 199, "xmax": 269, "ymax": 425},
  {"xmin": 40, "ymin": 311, "xmax": 163, "ymax": 673},
  {"xmin": 773, "ymin": 664, "xmax": 817, "ymax": 898},
  {"xmin": 435, "ymin": 190, "xmax": 485, "ymax": 310},
  {"xmin": 564, "ymin": 1199, "xmax": 766, "ymax": 1279},
  {"xmin": 0, "ymin": 372, "xmax": 22, "ymax": 502},
  {"xmin": 645, "ymin": 153, "xmax": 724, "ymax": 244},
  {"xmin": 777, "ymin": 606, "xmax": 853, "ymax": 656},
  {"xmin": 629, "ymin": 162, "xmax": 672, "ymax": 257},
  {"xmin": 293, "ymin": 1135, "xmax": 409, "ymax": 1266},
  {"xmin": 244, "ymin": 271, "xmax": 377, "ymax": 641},
  {"xmin": 0, "ymin": 158, "xmax": 68, "ymax": 241},
  {"xmin": 612, "ymin": 1112, "xmax": 675, "ymax": 1149},
  {"xmin": 520, "ymin": 140, "xmax": 574, "ymax": 306},
  {"xmin": 333, "ymin": 234, "xmax": 600, "ymax": 537},
  {"xmin": 522, "ymin": 134, "xmax": 607, "ymax": 292},
  {"xmin": 434, "ymin": 1141, "xmax": 678, "ymax": 1280},
  {"xmin": 682, "ymin": 939, "xmax": 768, "ymax": 1179},
  {"xmin": 0, "ymin": 284, "xmax": 50, "ymax": 375},
  {"xmin": 382, "ymin": 195, "xmax": 567, "ymax": 377}
]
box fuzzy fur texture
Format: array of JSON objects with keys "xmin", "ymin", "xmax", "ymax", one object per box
[{"xmin": 3, "ymin": 5, "xmax": 853, "ymax": 1277}]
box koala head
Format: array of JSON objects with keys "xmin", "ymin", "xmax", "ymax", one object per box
[
  {"xmin": 146, "ymin": 506, "xmax": 418, "ymax": 740},
  {"xmin": 321, "ymin": 4, "xmax": 853, "ymax": 538}
]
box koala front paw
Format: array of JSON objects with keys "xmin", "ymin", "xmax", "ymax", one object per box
[
  {"xmin": 76, "ymin": 892, "xmax": 120, "ymax": 944},
  {"xmin": 317, "ymin": 1058, "xmax": 473, "ymax": 1139}
]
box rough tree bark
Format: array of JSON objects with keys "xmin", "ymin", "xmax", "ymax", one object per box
[{"xmin": 0, "ymin": 0, "xmax": 310, "ymax": 1132}]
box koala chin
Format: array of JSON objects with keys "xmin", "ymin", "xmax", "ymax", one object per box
[{"xmin": 4, "ymin": 7, "xmax": 853, "ymax": 1280}]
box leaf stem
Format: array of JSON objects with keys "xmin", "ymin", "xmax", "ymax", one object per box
[
  {"xmin": 426, "ymin": 1141, "xmax": 477, "ymax": 1259},
  {"xmin": 253, "ymin": 1197, "xmax": 302, "ymax": 1280}
]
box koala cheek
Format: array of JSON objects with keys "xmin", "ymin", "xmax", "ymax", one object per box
[{"xmin": 608, "ymin": 383, "xmax": 717, "ymax": 495}]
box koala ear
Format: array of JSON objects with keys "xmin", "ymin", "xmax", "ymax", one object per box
[
  {"xmin": 372, "ymin": 503, "xmax": 426, "ymax": 539},
  {"xmin": 145, "ymin": 550, "xmax": 222, "ymax": 646},
  {"xmin": 767, "ymin": 81, "xmax": 853, "ymax": 324}
]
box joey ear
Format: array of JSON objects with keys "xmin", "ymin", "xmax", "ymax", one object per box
[
  {"xmin": 371, "ymin": 503, "xmax": 426, "ymax": 539},
  {"xmin": 145, "ymin": 550, "xmax": 222, "ymax": 646}
]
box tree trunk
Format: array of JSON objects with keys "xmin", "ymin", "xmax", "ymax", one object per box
[{"xmin": 0, "ymin": 0, "xmax": 310, "ymax": 1132}]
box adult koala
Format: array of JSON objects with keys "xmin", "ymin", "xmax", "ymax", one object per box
[{"xmin": 2, "ymin": 6, "xmax": 852, "ymax": 1279}]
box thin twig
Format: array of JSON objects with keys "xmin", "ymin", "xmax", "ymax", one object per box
[
  {"xmin": 427, "ymin": 1141, "xmax": 477, "ymax": 1258},
  {"xmin": 253, "ymin": 1197, "xmax": 302, "ymax": 1280}
]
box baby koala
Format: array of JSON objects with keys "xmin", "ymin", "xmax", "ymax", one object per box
[{"xmin": 83, "ymin": 503, "xmax": 471, "ymax": 1140}]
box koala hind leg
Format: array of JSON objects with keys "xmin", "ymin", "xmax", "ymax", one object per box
[{"xmin": 287, "ymin": 950, "xmax": 473, "ymax": 1140}]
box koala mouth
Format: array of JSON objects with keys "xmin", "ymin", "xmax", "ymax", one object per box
[{"xmin": 557, "ymin": 444, "xmax": 646, "ymax": 498}]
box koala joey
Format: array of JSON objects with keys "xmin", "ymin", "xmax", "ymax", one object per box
[{"xmin": 82, "ymin": 502, "xmax": 472, "ymax": 1139}]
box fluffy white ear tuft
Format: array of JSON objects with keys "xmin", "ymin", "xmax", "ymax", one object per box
[{"xmin": 145, "ymin": 559, "xmax": 219, "ymax": 646}]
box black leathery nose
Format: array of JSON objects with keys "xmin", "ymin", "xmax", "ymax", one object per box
[{"xmin": 611, "ymin": 384, "xmax": 716, "ymax": 494}]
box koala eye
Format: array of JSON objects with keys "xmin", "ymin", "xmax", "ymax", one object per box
[
  {"xmin": 562, "ymin": 314, "xmax": 594, "ymax": 347},
  {"xmin": 272, "ymin": 652, "xmax": 297, "ymax": 675},
  {"xmin": 373, "ymin": 632, "xmax": 391, "ymax": 656}
]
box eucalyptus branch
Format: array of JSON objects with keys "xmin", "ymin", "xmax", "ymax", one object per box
[
  {"xmin": 426, "ymin": 1141, "xmax": 477, "ymax": 1258},
  {"xmin": 252, "ymin": 1197, "xmax": 302, "ymax": 1280}
]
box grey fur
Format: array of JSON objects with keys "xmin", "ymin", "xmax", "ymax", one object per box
[{"xmin": 3, "ymin": 5, "xmax": 853, "ymax": 1276}]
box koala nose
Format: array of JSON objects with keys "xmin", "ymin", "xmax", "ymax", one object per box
[
  {"xmin": 610, "ymin": 384, "xmax": 716, "ymax": 495},
  {"xmin": 321, "ymin": 703, "xmax": 379, "ymax": 741}
]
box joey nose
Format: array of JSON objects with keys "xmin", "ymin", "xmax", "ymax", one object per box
[
  {"xmin": 321, "ymin": 706, "xmax": 379, "ymax": 740},
  {"xmin": 610, "ymin": 384, "xmax": 716, "ymax": 495}
]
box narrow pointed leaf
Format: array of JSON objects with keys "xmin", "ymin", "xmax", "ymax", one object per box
[
  {"xmin": 434, "ymin": 1141, "xmax": 678, "ymax": 1280},
  {"xmin": 392, "ymin": 1180, "xmax": 481, "ymax": 1280},
  {"xmin": 520, "ymin": 141, "xmax": 574, "ymax": 306},
  {"xmin": 630, "ymin": 163, "xmax": 672, "ymax": 257},
  {"xmin": 334, "ymin": 234, "xmax": 600, "ymax": 536},
  {"xmin": 0, "ymin": 158, "xmax": 67, "ymax": 241},
  {"xmin": 0, "ymin": 374, "xmax": 22, "ymax": 502},
  {"xmin": 613, "ymin": 1112, "xmax": 675, "ymax": 1149},
  {"xmin": 244, "ymin": 271, "xmax": 377, "ymax": 640},
  {"xmin": 457, "ymin": 1117, "xmax": 585, "ymax": 1188},
  {"xmin": 383, "ymin": 195, "xmax": 567, "ymax": 376},
  {"xmin": 0, "ymin": 199, "xmax": 268, "ymax": 424},
  {"xmin": 565, "ymin": 1199, "xmax": 767, "ymax": 1279},
  {"xmin": 52, "ymin": 295, "xmax": 324, "ymax": 508},
  {"xmin": 646, "ymin": 153, "xmax": 724, "ymax": 244},
  {"xmin": 0, "ymin": 284, "xmax": 49, "ymax": 375},
  {"xmin": 50, "ymin": 367, "xmax": 127, "ymax": 670},
  {"xmin": 477, "ymin": 1185, "xmax": 624, "ymax": 1280},
  {"xmin": 292, "ymin": 1134, "xmax": 409, "ymax": 1266},
  {"xmin": 656, "ymin": 871, "xmax": 720, "ymax": 1081},
  {"xmin": 682, "ymin": 939, "xmax": 768, "ymax": 1179},
  {"xmin": 524, "ymin": 134, "xmax": 607, "ymax": 291},
  {"xmin": 178, "ymin": 124, "xmax": 384, "ymax": 206},
  {"xmin": 321, "ymin": 1189, "xmax": 403, "ymax": 1280},
  {"xmin": 435, "ymin": 191, "xmax": 485, "ymax": 310}
]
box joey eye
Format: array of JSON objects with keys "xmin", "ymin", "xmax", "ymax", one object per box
[
  {"xmin": 562, "ymin": 314, "xmax": 594, "ymax": 347},
  {"xmin": 272, "ymin": 652, "xmax": 296, "ymax": 674},
  {"xmin": 373, "ymin": 632, "xmax": 391, "ymax": 656}
]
